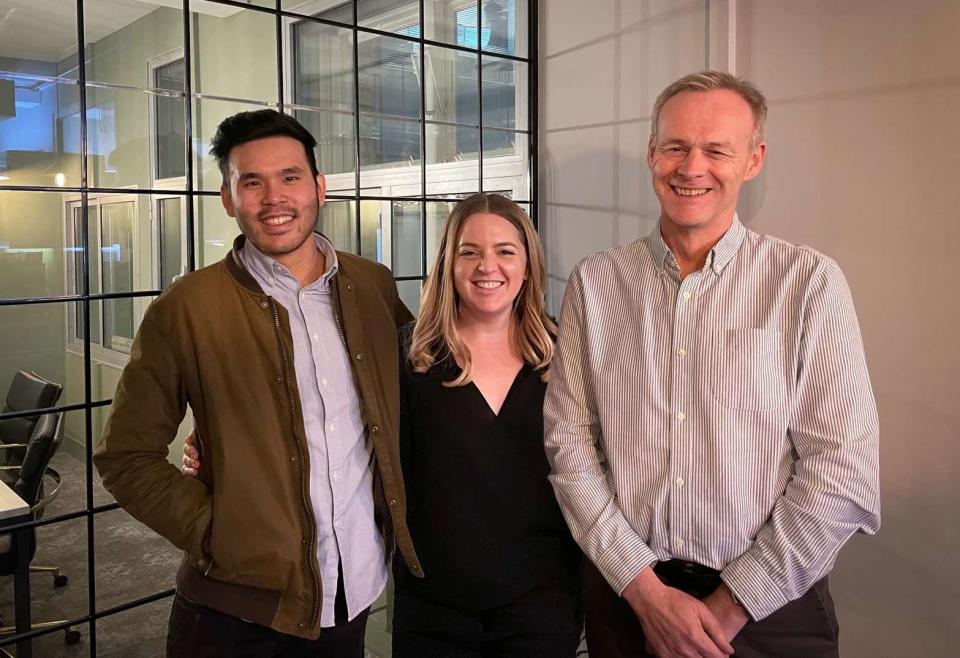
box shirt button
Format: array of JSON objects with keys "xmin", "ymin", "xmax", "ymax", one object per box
[
  {"xmin": 676, "ymin": 537, "xmax": 684, "ymax": 548},
  {"xmin": 677, "ymin": 348, "xmax": 687, "ymax": 358},
  {"xmin": 329, "ymin": 423, "xmax": 335, "ymax": 432},
  {"xmin": 332, "ymin": 472, "xmax": 340, "ymax": 481},
  {"xmin": 682, "ymin": 291, "xmax": 691, "ymax": 300},
  {"xmin": 676, "ymin": 477, "xmax": 685, "ymax": 487},
  {"xmin": 355, "ymin": 352, "xmax": 364, "ymax": 361},
  {"xmin": 321, "ymin": 377, "xmax": 328, "ymax": 387},
  {"xmin": 676, "ymin": 412, "xmax": 685, "ymax": 422},
  {"xmin": 268, "ymin": 277, "xmax": 275, "ymax": 285},
  {"xmin": 312, "ymin": 333, "xmax": 319, "ymax": 342}
]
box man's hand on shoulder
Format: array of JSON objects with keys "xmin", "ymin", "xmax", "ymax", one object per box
[
  {"xmin": 621, "ymin": 567, "xmax": 734, "ymax": 658},
  {"xmin": 702, "ymin": 583, "xmax": 750, "ymax": 644}
]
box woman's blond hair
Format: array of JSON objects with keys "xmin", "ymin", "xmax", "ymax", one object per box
[{"xmin": 408, "ymin": 193, "xmax": 556, "ymax": 386}]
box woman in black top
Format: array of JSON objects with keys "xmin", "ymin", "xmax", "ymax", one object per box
[{"xmin": 393, "ymin": 194, "xmax": 582, "ymax": 657}]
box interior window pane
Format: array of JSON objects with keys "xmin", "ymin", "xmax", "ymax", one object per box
[
  {"xmin": 195, "ymin": 194, "xmax": 235, "ymax": 268},
  {"xmin": 154, "ymin": 59, "xmax": 186, "ymax": 180},
  {"xmin": 317, "ymin": 199, "xmax": 358, "ymax": 256},
  {"xmin": 482, "ymin": 0, "xmax": 526, "ymax": 57},
  {"xmin": 389, "ymin": 200, "xmax": 422, "ymax": 277},
  {"xmin": 158, "ymin": 196, "xmax": 184, "ymax": 289},
  {"xmin": 0, "ymin": 80, "xmax": 83, "ymax": 189},
  {"xmin": 426, "ymin": 124, "xmax": 479, "ymax": 197},
  {"xmin": 283, "ymin": 0, "xmax": 354, "ymax": 23},
  {"xmin": 425, "ymin": 200, "xmax": 456, "ymax": 274},
  {"xmin": 396, "ymin": 278, "xmax": 422, "ymax": 315},
  {"xmin": 290, "ymin": 21, "xmax": 355, "ymax": 191},
  {"xmin": 358, "ymin": 34, "xmax": 422, "ymax": 121},
  {"xmin": 358, "ymin": 0, "xmax": 420, "ymax": 34},
  {"xmin": 192, "ymin": 6, "xmax": 278, "ymax": 104},
  {"xmin": 426, "ymin": 46, "xmax": 478, "ymax": 127},
  {"xmin": 359, "ymin": 116, "xmax": 422, "ymax": 194},
  {"xmin": 82, "ymin": 1, "xmax": 185, "ymax": 89},
  {"xmin": 483, "ymin": 129, "xmax": 528, "ymax": 199},
  {"xmin": 482, "ymin": 55, "xmax": 527, "ymax": 131},
  {"xmin": 0, "ymin": 303, "xmax": 85, "ymax": 410},
  {"xmin": 100, "ymin": 200, "xmax": 135, "ymax": 352},
  {"xmin": 292, "ymin": 20, "xmax": 354, "ymax": 113}
]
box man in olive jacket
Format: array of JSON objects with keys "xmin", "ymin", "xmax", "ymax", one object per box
[{"xmin": 94, "ymin": 110, "xmax": 422, "ymax": 656}]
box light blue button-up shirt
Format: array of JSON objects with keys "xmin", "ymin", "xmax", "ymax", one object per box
[{"xmin": 241, "ymin": 234, "xmax": 388, "ymax": 626}]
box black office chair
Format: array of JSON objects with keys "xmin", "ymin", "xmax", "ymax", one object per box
[
  {"xmin": 0, "ymin": 412, "xmax": 80, "ymax": 649},
  {"xmin": 0, "ymin": 371, "xmax": 63, "ymax": 466},
  {"xmin": 0, "ymin": 371, "xmax": 67, "ymax": 590}
]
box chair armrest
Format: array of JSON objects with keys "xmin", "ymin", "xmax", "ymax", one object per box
[
  {"xmin": 32, "ymin": 466, "xmax": 62, "ymax": 515},
  {"xmin": 0, "ymin": 444, "xmax": 28, "ymax": 451}
]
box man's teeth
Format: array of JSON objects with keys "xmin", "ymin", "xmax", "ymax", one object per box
[
  {"xmin": 475, "ymin": 281, "xmax": 503, "ymax": 289},
  {"xmin": 264, "ymin": 215, "xmax": 293, "ymax": 225},
  {"xmin": 674, "ymin": 187, "xmax": 708, "ymax": 197}
]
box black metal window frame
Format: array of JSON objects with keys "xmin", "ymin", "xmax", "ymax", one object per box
[{"xmin": 0, "ymin": 0, "xmax": 538, "ymax": 653}]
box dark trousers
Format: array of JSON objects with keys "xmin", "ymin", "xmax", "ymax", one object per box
[
  {"xmin": 166, "ymin": 568, "xmax": 369, "ymax": 658},
  {"xmin": 583, "ymin": 559, "xmax": 839, "ymax": 658},
  {"xmin": 392, "ymin": 577, "xmax": 583, "ymax": 658}
]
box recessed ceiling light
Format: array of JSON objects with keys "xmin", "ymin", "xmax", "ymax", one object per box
[{"xmin": 0, "ymin": 176, "xmax": 9, "ymax": 182}]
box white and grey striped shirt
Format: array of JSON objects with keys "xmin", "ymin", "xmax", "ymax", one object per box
[{"xmin": 544, "ymin": 216, "xmax": 880, "ymax": 621}]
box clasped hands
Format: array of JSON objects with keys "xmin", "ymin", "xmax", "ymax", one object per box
[{"xmin": 622, "ymin": 566, "xmax": 749, "ymax": 658}]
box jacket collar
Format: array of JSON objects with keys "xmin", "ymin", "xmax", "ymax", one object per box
[{"xmin": 225, "ymin": 232, "xmax": 344, "ymax": 294}]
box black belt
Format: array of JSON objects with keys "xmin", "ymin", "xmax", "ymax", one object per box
[{"xmin": 654, "ymin": 560, "xmax": 722, "ymax": 599}]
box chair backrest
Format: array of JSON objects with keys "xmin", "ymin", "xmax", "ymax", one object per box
[
  {"xmin": 13, "ymin": 412, "xmax": 63, "ymax": 507},
  {"xmin": 0, "ymin": 371, "xmax": 63, "ymax": 463}
]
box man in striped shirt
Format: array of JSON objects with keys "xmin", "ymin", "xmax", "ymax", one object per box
[{"xmin": 544, "ymin": 71, "xmax": 880, "ymax": 658}]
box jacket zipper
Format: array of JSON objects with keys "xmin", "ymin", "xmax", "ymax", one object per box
[{"xmin": 270, "ymin": 297, "xmax": 322, "ymax": 630}]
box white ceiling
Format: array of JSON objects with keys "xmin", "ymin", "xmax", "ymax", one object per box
[{"xmin": 0, "ymin": 0, "xmax": 245, "ymax": 64}]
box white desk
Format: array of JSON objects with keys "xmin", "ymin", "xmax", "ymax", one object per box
[
  {"xmin": 0, "ymin": 479, "xmax": 28, "ymax": 519},
  {"xmin": 0, "ymin": 478, "xmax": 32, "ymax": 658}
]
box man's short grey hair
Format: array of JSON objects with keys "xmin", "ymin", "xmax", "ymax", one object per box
[{"xmin": 651, "ymin": 71, "xmax": 768, "ymax": 148}]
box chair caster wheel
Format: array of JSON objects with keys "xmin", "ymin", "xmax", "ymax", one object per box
[
  {"xmin": 54, "ymin": 574, "xmax": 69, "ymax": 588},
  {"xmin": 64, "ymin": 628, "xmax": 81, "ymax": 645}
]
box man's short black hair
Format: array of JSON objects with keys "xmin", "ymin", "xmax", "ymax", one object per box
[{"xmin": 209, "ymin": 109, "xmax": 319, "ymax": 185}]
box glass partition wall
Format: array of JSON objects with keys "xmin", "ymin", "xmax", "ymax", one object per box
[{"xmin": 0, "ymin": 0, "xmax": 536, "ymax": 654}]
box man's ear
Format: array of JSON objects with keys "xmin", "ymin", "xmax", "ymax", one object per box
[
  {"xmin": 647, "ymin": 135, "xmax": 657, "ymax": 169},
  {"xmin": 316, "ymin": 173, "xmax": 327, "ymax": 205},
  {"xmin": 220, "ymin": 184, "xmax": 236, "ymax": 218},
  {"xmin": 743, "ymin": 142, "xmax": 767, "ymax": 182}
]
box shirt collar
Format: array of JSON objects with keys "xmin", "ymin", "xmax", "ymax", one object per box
[
  {"xmin": 644, "ymin": 214, "xmax": 746, "ymax": 276},
  {"xmin": 240, "ymin": 232, "xmax": 339, "ymax": 289}
]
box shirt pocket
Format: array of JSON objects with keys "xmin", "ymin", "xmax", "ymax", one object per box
[{"xmin": 710, "ymin": 328, "xmax": 787, "ymax": 411}]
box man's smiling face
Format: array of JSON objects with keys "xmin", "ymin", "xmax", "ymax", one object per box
[
  {"xmin": 648, "ymin": 88, "xmax": 765, "ymax": 235},
  {"xmin": 220, "ymin": 135, "xmax": 325, "ymax": 262}
]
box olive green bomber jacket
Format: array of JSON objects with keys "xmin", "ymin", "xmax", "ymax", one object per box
[{"xmin": 93, "ymin": 234, "xmax": 422, "ymax": 639}]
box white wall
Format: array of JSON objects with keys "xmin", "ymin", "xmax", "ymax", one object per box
[
  {"xmin": 735, "ymin": 2, "xmax": 960, "ymax": 656},
  {"xmin": 540, "ymin": 1, "xmax": 959, "ymax": 655}
]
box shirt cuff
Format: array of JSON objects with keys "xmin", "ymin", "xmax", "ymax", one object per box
[
  {"xmin": 720, "ymin": 552, "xmax": 790, "ymax": 621},
  {"xmin": 593, "ymin": 533, "xmax": 658, "ymax": 596}
]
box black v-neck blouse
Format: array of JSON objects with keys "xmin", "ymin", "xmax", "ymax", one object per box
[{"xmin": 396, "ymin": 343, "xmax": 581, "ymax": 611}]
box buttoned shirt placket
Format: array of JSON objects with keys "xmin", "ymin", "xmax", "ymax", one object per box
[{"xmin": 664, "ymin": 253, "xmax": 701, "ymax": 560}]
